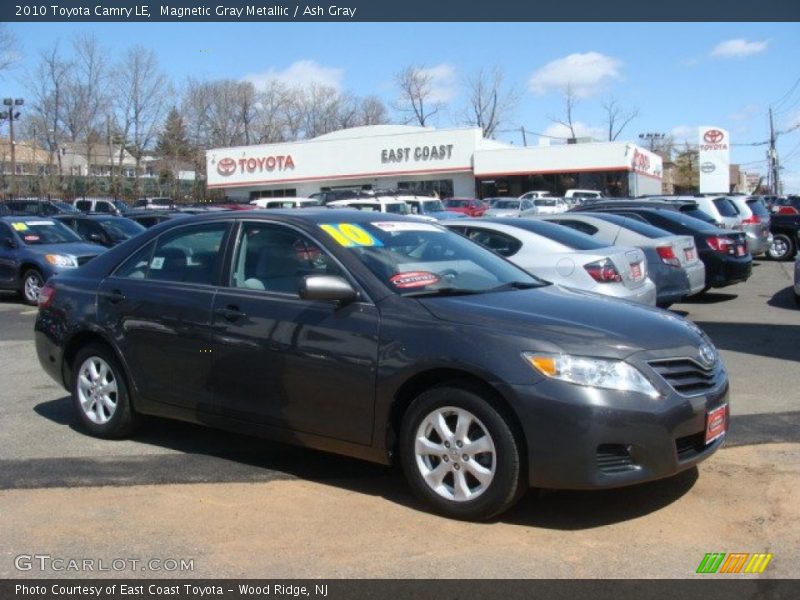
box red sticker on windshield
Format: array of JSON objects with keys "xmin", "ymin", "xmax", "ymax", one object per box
[{"xmin": 389, "ymin": 271, "xmax": 441, "ymax": 289}]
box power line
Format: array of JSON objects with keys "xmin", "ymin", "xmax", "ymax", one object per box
[{"xmin": 772, "ymin": 76, "xmax": 800, "ymax": 110}]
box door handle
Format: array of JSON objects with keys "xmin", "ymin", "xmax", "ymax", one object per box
[
  {"xmin": 104, "ymin": 289, "xmax": 126, "ymax": 304},
  {"xmin": 214, "ymin": 306, "xmax": 246, "ymax": 321}
]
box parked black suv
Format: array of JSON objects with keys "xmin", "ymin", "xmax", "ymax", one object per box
[{"xmin": 35, "ymin": 210, "xmax": 729, "ymax": 520}]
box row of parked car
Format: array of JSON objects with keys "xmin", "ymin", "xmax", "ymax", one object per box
[{"xmin": 1, "ymin": 192, "xmax": 797, "ymax": 309}]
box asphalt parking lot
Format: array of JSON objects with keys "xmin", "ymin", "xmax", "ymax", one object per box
[{"xmin": 0, "ymin": 258, "xmax": 798, "ymax": 578}]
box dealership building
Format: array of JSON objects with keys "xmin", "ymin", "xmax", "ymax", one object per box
[{"xmin": 206, "ymin": 124, "xmax": 663, "ymax": 200}]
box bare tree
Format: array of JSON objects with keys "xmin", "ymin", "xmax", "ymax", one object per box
[
  {"xmin": 393, "ymin": 65, "xmax": 442, "ymax": 127},
  {"xmin": 461, "ymin": 66, "xmax": 518, "ymax": 138},
  {"xmin": 549, "ymin": 84, "xmax": 579, "ymax": 140},
  {"xmin": 358, "ymin": 95, "xmax": 388, "ymax": 126},
  {"xmin": 114, "ymin": 45, "xmax": 168, "ymax": 192},
  {"xmin": 602, "ymin": 97, "xmax": 640, "ymax": 141},
  {"xmin": 26, "ymin": 43, "xmax": 71, "ymax": 182},
  {"xmin": 0, "ymin": 24, "xmax": 19, "ymax": 74},
  {"xmin": 253, "ymin": 80, "xmax": 293, "ymax": 143}
]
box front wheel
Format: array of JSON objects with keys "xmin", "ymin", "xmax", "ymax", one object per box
[
  {"xmin": 21, "ymin": 269, "xmax": 44, "ymax": 306},
  {"xmin": 399, "ymin": 386, "xmax": 525, "ymax": 521},
  {"xmin": 72, "ymin": 344, "xmax": 139, "ymax": 438},
  {"xmin": 767, "ymin": 233, "xmax": 796, "ymax": 261}
]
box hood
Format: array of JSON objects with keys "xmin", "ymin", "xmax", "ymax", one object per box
[
  {"xmin": 428, "ymin": 211, "xmax": 466, "ymax": 220},
  {"xmin": 485, "ymin": 209, "xmax": 520, "ymax": 217},
  {"xmin": 418, "ymin": 284, "xmax": 705, "ymax": 359},
  {"xmin": 25, "ymin": 242, "xmax": 105, "ymax": 257}
]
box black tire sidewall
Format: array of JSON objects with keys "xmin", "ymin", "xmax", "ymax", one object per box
[
  {"xmin": 21, "ymin": 269, "xmax": 43, "ymax": 306},
  {"xmin": 71, "ymin": 344, "xmax": 137, "ymax": 439},
  {"xmin": 768, "ymin": 234, "xmax": 794, "ymax": 261},
  {"xmin": 399, "ymin": 386, "xmax": 524, "ymax": 521}
]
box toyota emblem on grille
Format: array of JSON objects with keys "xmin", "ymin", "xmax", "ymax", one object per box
[{"xmin": 699, "ymin": 344, "xmax": 716, "ymax": 367}]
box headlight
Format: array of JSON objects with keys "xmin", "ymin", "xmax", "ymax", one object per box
[
  {"xmin": 45, "ymin": 254, "xmax": 78, "ymax": 268},
  {"xmin": 523, "ymin": 352, "xmax": 660, "ymax": 398}
]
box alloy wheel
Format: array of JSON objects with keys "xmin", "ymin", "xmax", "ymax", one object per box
[{"xmin": 76, "ymin": 356, "xmax": 118, "ymax": 425}]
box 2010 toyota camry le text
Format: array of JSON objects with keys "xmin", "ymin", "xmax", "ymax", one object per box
[{"xmin": 34, "ymin": 210, "xmax": 730, "ymax": 520}]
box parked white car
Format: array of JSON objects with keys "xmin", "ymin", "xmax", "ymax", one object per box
[
  {"xmin": 526, "ymin": 197, "xmax": 569, "ymax": 215},
  {"xmin": 250, "ymin": 197, "xmax": 321, "ymax": 209},
  {"xmin": 131, "ymin": 197, "xmax": 175, "ymax": 211},
  {"xmin": 649, "ymin": 195, "xmax": 742, "ymax": 230},
  {"xmin": 327, "ymin": 197, "xmax": 410, "ymax": 215},
  {"xmin": 445, "ymin": 218, "xmax": 657, "ymax": 305},
  {"xmin": 565, "ymin": 189, "xmax": 603, "ymax": 200},
  {"xmin": 519, "ymin": 190, "xmax": 553, "ymax": 200},
  {"xmin": 72, "ymin": 197, "xmax": 130, "ymax": 215},
  {"xmin": 483, "ymin": 198, "xmax": 535, "ymax": 217}
]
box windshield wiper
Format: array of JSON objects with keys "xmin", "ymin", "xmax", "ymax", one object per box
[
  {"xmin": 486, "ymin": 280, "xmax": 548, "ymax": 292},
  {"xmin": 403, "ymin": 286, "xmax": 483, "ymax": 298}
]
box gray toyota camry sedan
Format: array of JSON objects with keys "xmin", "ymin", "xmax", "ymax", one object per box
[{"xmin": 35, "ymin": 210, "xmax": 729, "ymax": 520}]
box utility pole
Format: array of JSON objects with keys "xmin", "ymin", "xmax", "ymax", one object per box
[
  {"xmin": 768, "ymin": 107, "xmax": 780, "ymax": 195},
  {"xmin": 520, "ymin": 126, "xmax": 527, "ymax": 147},
  {"xmin": 1, "ymin": 98, "xmax": 24, "ymax": 197}
]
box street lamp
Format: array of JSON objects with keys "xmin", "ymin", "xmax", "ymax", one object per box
[
  {"xmin": 1, "ymin": 98, "xmax": 25, "ymax": 196},
  {"xmin": 639, "ymin": 132, "xmax": 666, "ymax": 152}
]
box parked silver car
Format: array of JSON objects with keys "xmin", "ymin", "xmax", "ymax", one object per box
[
  {"xmin": 445, "ymin": 218, "xmax": 657, "ymax": 305},
  {"xmin": 540, "ymin": 213, "xmax": 706, "ymax": 307},
  {"xmin": 483, "ymin": 198, "xmax": 535, "ymax": 217},
  {"xmin": 726, "ymin": 196, "xmax": 772, "ymax": 256}
]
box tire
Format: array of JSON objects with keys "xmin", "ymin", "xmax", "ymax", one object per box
[
  {"xmin": 767, "ymin": 233, "xmax": 796, "ymax": 261},
  {"xmin": 399, "ymin": 385, "xmax": 526, "ymax": 521},
  {"xmin": 20, "ymin": 269, "xmax": 44, "ymax": 306},
  {"xmin": 71, "ymin": 343, "xmax": 139, "ymax": 439}
]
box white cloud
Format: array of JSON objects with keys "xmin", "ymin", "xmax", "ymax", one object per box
[
  {"xmin": 710, "ymin": 39, "xmax": 769, "ymax": 59},
  {"xmin": 529, "ymin": 52, "xmax": 623, "ymax": 99},
  {"xmin": 670, "ymin": 125, "xmax": 696, "ymax": 145},
  {"xmin": 730, "ymin": 103, "xmax": 760, "ymax": 122},
  {"xmin": 542, "ymin": 121, "xmax": 605, "ymax": 141},
  {"xmin": 418, "ymin": 63, "xmax": 457, "ymax": 104},
  {"xmin": 244, "ymin": 60, "xmax": 344, "ymax": 91}
]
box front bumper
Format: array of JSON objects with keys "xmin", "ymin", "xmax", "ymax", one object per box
[{"xmin": 507, "ymin": 363, "xmax": 729, "ymax": 490}]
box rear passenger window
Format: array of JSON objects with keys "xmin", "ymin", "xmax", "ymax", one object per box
[
  {"xmin": 113, "ymin": 224, "xmax": 228, "ymax": 284},
  {"xmin": 75, "ymin": 201, "xmax": 91, "ymax": 212},
  {"xmin": 465, "ymin": 228, "xmax": 522, "ymax": 257},
  {"xmin": 94, "ymin": 202, "xmax": 112, "ymax": 213},
  {"xmin": 230, "ymin": 223, "xmax": 343, "ymax": 295}
]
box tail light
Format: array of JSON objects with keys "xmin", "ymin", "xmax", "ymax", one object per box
[
  {"xmin": 741, "ymin": 215, "xmax": 761, "ymax": 224},
  {"xmin": 584, "ymin": 259, "xmax": 622, "ymax": 283},
  {"xmin": 38, "ymin": 283, "xmax": 56, "ymax": 309},
  {"xmin": 656, "ymin": 246, "xmax": 681, "ymax": 267},
  {"xmin": 706, "ymin": 236, "xmax": 734, "ymax": 254}
]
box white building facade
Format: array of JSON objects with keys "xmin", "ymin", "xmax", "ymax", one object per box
[{"xmin": 206, "ymin": 125, "xmax": 663, "ymax": 200}]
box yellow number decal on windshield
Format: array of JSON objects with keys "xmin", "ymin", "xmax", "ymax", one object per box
[{"xmin": 320, "ymin": 224, "xmax": 382, "ymax": 247}]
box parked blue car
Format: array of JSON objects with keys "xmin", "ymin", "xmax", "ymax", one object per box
[{"xmin": 0, "ymin": 216, "xmax": 105, "ymax": 305}]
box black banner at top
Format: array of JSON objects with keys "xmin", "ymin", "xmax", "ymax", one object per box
[{"xmin": 2, "ymin": 0, "xmax": 800, "ymax": 22}]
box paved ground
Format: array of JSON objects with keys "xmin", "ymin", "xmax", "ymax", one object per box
[{"xmin": 0, "ymin": 258, "xmax": 798, "ymax": 578}]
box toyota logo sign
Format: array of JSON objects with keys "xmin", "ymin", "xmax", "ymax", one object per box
[
  {"xmin": 217, "ymin": 158, "xmax": 236, "ymax": 176},
  {"xmin": 703, "ymin": 129, "xmax": 725, "ymax": 144},
  {"xmin": 700, "ymin": 162, "xmax": 716, "ymax": 174}
]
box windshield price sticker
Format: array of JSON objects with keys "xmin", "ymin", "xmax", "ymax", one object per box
[
  {"xmin": 390, "ymin": 271, "xmax": 441, "ymax": 289},
  {"xmin": 320, "ymin": 223, "xmax": 383, "ymax": 247},
  {"xmin": 372, "ymin": 221, "xmax": 442, "ymax": 233},
  {"xmin": 11, "ymin": 222, "xmax": 29, "ymax": 231},
  {"xmin": 23, "ymin": 235, "xmax": 41, "ymax": 242}
]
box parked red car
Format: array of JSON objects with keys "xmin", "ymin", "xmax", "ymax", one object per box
[{"xmin": 443, "ymin": 197, "xmax": 487, "ymax": 217}]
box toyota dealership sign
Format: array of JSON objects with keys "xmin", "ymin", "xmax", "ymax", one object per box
[{"xmin": 698, "ymin": 126, "xmax": 730, "ymax": 193}]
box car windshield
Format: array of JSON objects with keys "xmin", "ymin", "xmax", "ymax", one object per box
[
  {"xmin": 714, "ymin": 197, "xmax": 740, "ymax": 217},
  {"xmin": 591, "ymin": 213, "xmax": 672, "ymax": 238},
  {"xmin": 318, "ymin": 220, "xmax": 544, "ymax": 296},
  {"xmin": 746, "ymin": 198, "xmax": 770, "ymax": 218},
  {"xmin": 97, "ymin": 218, "xmax": 146, "ymax": 240},
  {"xmin": 493, "ymin": 200, "xmax": 520, "ymax": 210},
  {"xmin": 10, "ymin": 220, "xmax": 83, "ymax": 245},
  {"xmin": 383, "ymin": 202, "xmax": 410, "ymax": 215}
]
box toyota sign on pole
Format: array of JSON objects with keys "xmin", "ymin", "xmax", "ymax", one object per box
[{"xmin": 698, "ymin": 126, "xmax": 730, "ymax": 193}]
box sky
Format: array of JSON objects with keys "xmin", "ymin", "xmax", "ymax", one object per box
[{"xmin": 2, "ymin": 22, "xmax": 800, "ymax": 192}]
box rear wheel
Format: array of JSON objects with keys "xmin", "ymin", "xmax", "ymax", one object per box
[
  {"xmin": 21, "ymin": 269, "xmax": 44, "ymax": 306},
  {"xmin": 767, "ymin": 233, "xmax": 796, "ymax": 261},
  {"xmin": 71, "ymin": 344, "xmax": 139, "ymax": 438},
  {"xmin": 399, "ymin": 386, "xmax": 526, "ymax": 521}
]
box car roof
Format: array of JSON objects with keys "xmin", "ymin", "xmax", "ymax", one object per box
[
  {"xmin": 176, "ymin": 208, "xmax": 419, "ymax": 227},
  {"xmin": 55, "ymin": 213, "xmax": 128, "ymax": 220},
  {"xmin": 0, "ymin": 215, "xmax": 61, "ymax": 223}
]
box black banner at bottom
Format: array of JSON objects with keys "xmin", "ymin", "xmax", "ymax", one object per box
[{"xmin": 2, "ymin": 580, "xmax": 799, "ymax": 600}]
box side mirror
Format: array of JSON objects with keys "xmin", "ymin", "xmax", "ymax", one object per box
[{"xmin": 299, "ymin": 275, "xmax": 357, "ymax": 304}]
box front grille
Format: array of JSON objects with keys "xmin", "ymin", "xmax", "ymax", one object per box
[
  {"xmin": 675, "ymin": 432, "xmax": 708, "ymax": 462},
  {"xmin": 596, "ymin": 444, "xmax": 638, "ymax": 474},
  {"xmin": 77, "ymin": 255, "xmax": 96, "ymax": 266},
  {"xmin": 648, "ymin": 358, "xmax": 717, "ymax": 395}
]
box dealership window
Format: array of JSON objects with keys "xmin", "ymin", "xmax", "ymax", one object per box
[
  {"xmin": 397, "ymin": 179, "xmax": 454, "ymax": 198},
  {"xmin": 249, "ymin": 189, "xmax": 297, "ymax": 200}
]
